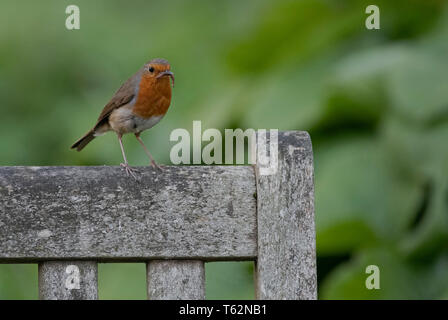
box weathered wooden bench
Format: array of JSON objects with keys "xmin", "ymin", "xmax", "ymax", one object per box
[{"xmin": 0, "ymin": 131, "xmax": 316, "ymax": 300}]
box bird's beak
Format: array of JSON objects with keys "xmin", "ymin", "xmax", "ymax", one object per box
[{"xmin": 157, "ymin": 70, "xmax": 175, "ymax": 87}]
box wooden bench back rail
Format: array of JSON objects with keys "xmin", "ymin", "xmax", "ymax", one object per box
[{"xmin": 0, "ymin": 131, "xmax": 316, "ymax": 300}]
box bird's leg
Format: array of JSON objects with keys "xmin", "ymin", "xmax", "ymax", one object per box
[
  {"xmin": 117, "ymin": 133, "xmax": 138, "ymax": 179},
  {"xmin": 135, "ymin": 133, "xmax": 163, "ymax": 170}
]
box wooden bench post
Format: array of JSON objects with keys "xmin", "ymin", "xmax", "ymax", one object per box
[
  {"xmin": 146, "ymin": 260, "xmax": 205, "ymax": 299},
  {"xmin": 38, "ymin": 261, "xmax": 98, "ymax": 300},
  {"xmin": 255, "ymin": 131, "xmax": 317, "ymax": 299}
]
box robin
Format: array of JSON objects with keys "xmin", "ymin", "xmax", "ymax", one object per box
[{"xmin": 71, "ymin": 58, "xmax": 174, "ymax": 178}]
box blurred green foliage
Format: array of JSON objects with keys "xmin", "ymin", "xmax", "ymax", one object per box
[{"xmin": 1, "ymin": 0, "xmax": 447, "ymax": 299}]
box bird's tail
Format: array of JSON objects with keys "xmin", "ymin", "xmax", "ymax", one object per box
[{"xmin": 71, "ymin": 129, "xmax": 95, "ymax": 151}]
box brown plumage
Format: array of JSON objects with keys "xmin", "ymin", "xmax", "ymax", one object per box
[
  {"xmin": 71, "ymin": 58, "xmax": 174, "ymax": 178},
  {"xmin": 71, "ymin": 129, "xmax": 95, "ymax": 151}
]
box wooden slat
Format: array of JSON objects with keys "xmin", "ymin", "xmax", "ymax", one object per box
[
  {"xmin": 255, "ymin": 131, "xmax": 317, "ymax": 300},
  {"xmin": 38, "ymin": 261, "xmax": 98, "ymax": 300},
  {"xmin": 0, "ymin": 166, "xmax": 256, "ymax": 261},
  {"xmin": 147, "ymin": 260, "xmax": 205, "ymax": 300}
]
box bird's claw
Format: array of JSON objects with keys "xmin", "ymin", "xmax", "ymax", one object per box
[
  {"xmin": 120, "ymin": 163, "xmax": 138, "ymax": 179},
  {"xmin": 150, "ymin": 160, "xmax": 164, "ymax": 171}
]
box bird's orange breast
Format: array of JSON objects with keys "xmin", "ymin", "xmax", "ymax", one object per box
[{"xmin": 132, "ymin": 75, "xmax": 172, "ymax": 119}]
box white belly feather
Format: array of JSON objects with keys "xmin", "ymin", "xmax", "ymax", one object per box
[
  {"xmin": 133, "ymin": 114, "xmax": 164, "ymax": 132},
  {"xmin": 105, "ymin": 106, "xmax": 164, "ymax": 135}
]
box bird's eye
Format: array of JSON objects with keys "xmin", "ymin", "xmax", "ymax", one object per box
[{"xmin": 148, "ymin": 67, "xmax": 155, "ymax": 73}]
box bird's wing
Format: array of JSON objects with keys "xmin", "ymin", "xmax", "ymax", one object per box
[{"xmin": 94, "ymin": 70, "xmax": 142, "ymax": 129}]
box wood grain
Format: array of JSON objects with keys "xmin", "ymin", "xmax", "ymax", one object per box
[
  {"xmin": 147, "ymin": 260, "xmax": 205, "ymax": 299},
  {"xmin": 0, "ymin": 166, "xmax": 256, "ymax": 261},
  {"xmin": 255, "ymin": 131, "xmax": 317, "ymax": 300},
  {"xmin": 38, "ymin": 261, "xmax": 98, "ymax": 300}
]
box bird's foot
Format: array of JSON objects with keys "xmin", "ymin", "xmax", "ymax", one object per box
[
  {"xmin": 120, "ymin": 163, "xmax": 138, "ymax": 179},
  {"xmin": 150, "ymin": 160, "xmax": 164, "ymax": 171}
]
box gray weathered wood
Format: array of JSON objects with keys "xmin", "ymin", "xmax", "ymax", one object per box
[
  {"xmin": 255, "ymin": 131, "xmax": 317, "ymax": 300},
  {"xmin": 1, "ymin": 130, "xmax": 317, "ymax": 299},
  {"xmin": 38, "ymin": 261, "xmax": 98, "ymax": 300},
  {"xmin": 147, "ymin": 260, "xmax": 205, "ymax": 300},
  {"xmin": 0, "ymin": 166, "xmax": 256, "ymax": 261}
]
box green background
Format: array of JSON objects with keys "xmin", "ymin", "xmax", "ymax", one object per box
[{"xmin": 1, "ymin": 0, "xmax": 448, "ymax": 299}]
